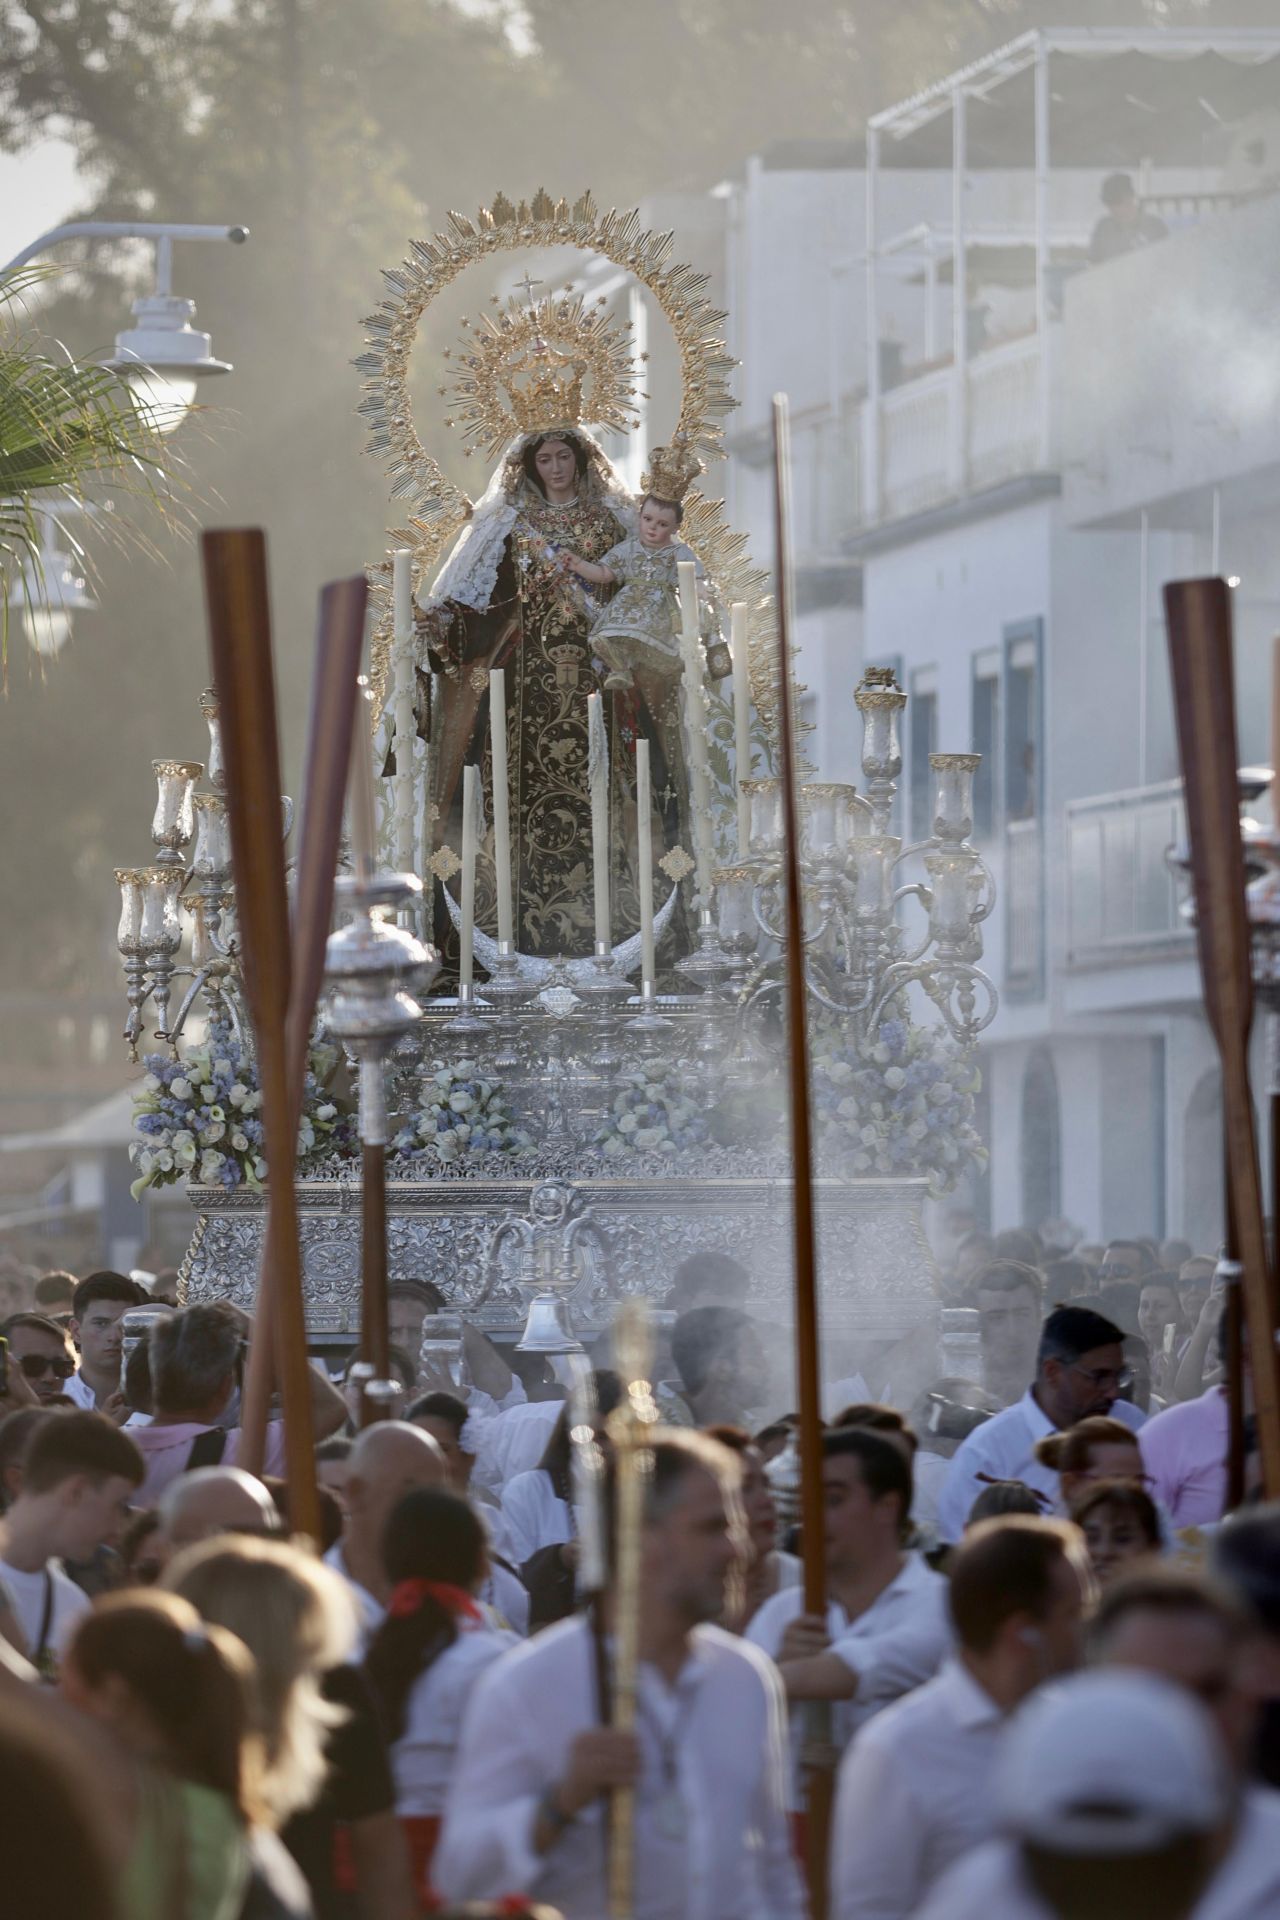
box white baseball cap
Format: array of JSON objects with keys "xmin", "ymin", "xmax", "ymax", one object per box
[{"xmin": 995, "ymin": 1671, "xmax": 1233, "ymax": 1856}]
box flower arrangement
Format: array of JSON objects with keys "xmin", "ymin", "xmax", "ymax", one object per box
[
  {"xmin": 812, "ymin": 1015, "xmax": 987, "ymax": 1193},
  {"xmin": 594, "ymin": 1065, "xmax": 709, "ymax": 1159},
  {"xmin": 129, "ymin": 1025, "xmax": 356, "ymax": 1198},
  {"xmin": 393, "ymin": 1062, "xmax": 531, "ymax": 1164}
]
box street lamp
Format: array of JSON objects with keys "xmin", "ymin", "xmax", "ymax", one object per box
[
  {"xmin": 3, "ymin": 221, "xmax": 249, "ymax": 435},
  {"xmin": 4, "ymin": 506, "xmax": 96, "ymax": 656}
]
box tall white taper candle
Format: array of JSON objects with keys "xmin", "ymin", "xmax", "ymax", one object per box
[
  {"xmin": 459, "ymin": 763, "xmax": 478, "ymax": 990},
  {"xmin": 349, "ymin": 679, "xmax": 377, "ymax": 885},
  {"xmin": 636, "ymin": 738, "xmax": 656, "ymax": 988},
  {"xmin": 731, "ymin": 601, "xmax": 752, "ymax": 859},
  {"xmin": 489, "ymin": 668, "xmax": 514, "ymax": 946},
  {"xmin": 587, "ymin": 692, "xmax": 611, "ymax": 950},
  {"xmin": 677, "ymin": 560, "xmax": 717, "ymax": 908},
  {"xmin": 391, "ymin": 549, "xmax": 417, "ymax": 882}
]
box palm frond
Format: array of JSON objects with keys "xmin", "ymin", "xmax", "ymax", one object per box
[{"xmin": 0, "ymin": 265, "xmax": 195, "ymax": 672}]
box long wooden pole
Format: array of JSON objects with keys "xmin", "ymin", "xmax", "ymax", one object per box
[
  {"xmin": 1165, "ymin": 577, "xmax": 1280, "ymax": 1498},
  {"xmin": 237, "ymin": 577, "xmax": 367, "ymax": 1474},
  {"xmin": 202, "ymin": 529, "xmax": 320, "ymax": 1541},
  {"xmin": 772, "ymin": 394, "xmax": 832, "ymax": 1914}
]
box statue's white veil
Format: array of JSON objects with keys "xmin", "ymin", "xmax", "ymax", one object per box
[{"xmin": 420, "ymin": 428, "xmax": 637, "ymax": 615}]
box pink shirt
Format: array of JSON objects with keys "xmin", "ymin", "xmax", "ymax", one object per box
[
  {"xmin": 1138, "ymin": 1386, "xmax": 1227, "ymax": 1527},
  {"xmin": 132, "ymin": 1419, "xmax": 288, "ymax": 1507}
]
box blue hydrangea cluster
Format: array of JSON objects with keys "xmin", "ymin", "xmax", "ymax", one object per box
[
  {"xmin": 594, "ymin": 1066, "xmax": 710, "ymax": 1159},
  {"xmin": 393, "ymin": 1062, "xmax": 531, "ymax": 1165},
  {"xmin": 129, "ymin": 1023, "xmax": 355, "ymax": 1198},
  {"xmin": 811, "ymin": 1015, "xmax": 987, "ymax": 1194}
]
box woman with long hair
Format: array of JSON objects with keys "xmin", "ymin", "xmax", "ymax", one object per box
[
  {"xmin": 1071, "ymin": 1480, "xmax": 1163, "ymax": 1589},
  {"xmin": 365, "ymin": 1486, "xmax": 518, "ymax": 1899},
  {"xmin": 61, "ymin": 1590, "xmax": 259, "ymax": 1920}
]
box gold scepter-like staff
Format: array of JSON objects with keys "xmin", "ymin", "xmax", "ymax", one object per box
[{"xmin": 607, "ymin": 1300, "xmax": 659, "ymax": 1920}]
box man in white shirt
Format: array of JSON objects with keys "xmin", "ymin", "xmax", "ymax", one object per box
[
  {"xmin": 63, "ymin": 1269, "xmax": 146, "ymax": 1411},
  {"xmin": 746, "ymin": 1427, "xmax": 948, "ymax": 1799},
  {"xmin": 913, "ymin": 1669, "xmax": 1280, "ymax": 1920},
  {"xmin": 831, "ymin": 1515, "xmax": 1092, "ymax": 1919},
  {"xmin": 938, "ymin": 1305, "xmax": 1145, "ymax": 1542},
  {"xmin": 0, "ymin": 1410, "xmax": 143, "ymax": 1674},
  {"xmin": 325, "ymin": 1420, "xmax": 448, "ymax": 1643},
  {"xmin": 433, "ymin": 1429, "xmax": 805, "ymax": 1920}
]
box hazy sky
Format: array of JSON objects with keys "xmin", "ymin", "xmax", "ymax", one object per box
[{"xmin": 0, "ymin": 139, "xmax": 83, "ymax": 266}]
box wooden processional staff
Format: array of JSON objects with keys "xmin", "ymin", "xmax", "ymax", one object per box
[
  {"xmin": 1165, "ymin": 577, "xmax": 1280, "ymax": 1499},
  {"xmin": 772, "ymin": 394, "xmax": 834, "ymax": 1913},
  {"xmin": 202, "ymin": 530, "xmax": 368, "ymax": 1531}
]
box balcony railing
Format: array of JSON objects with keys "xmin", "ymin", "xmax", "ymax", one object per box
[
  {"xmin": 862, "ymin": 332, "xmax": 1046, "ymax": 529},
  {"xmin": 1066, "ymin": 780, "xmax": 1192, "ymax": 969},
  {"xmin": 1005, "ymin": 815, "xmax": 1045, "ymax": 997}
]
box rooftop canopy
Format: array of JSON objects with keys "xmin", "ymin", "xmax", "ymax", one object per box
[{"xmin": 871, "ymin": 28, "xmax": 1280, "ymax": 170}]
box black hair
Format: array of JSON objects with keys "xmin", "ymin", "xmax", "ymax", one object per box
[
  {"xmin": 71, "ymin": 1271, "xmax": 146, "ymax": 1321},
  {"xmin": 520, "ymin": 431, "xmax": 589, "ymax": 498},
  {"xmin": 668, "ymin": 1251, "xmax": 750, "ymax": 1313},
  {"xmin": 1038, "ymin": 1305, "xmax": 1125, "ymax": 1369},
  {"xmin": 640, "ymin": 492, "xmax": 684, "ymax": 526},
  {"xmin": 1101, "ymin": 170, "xmax": 1137, "ymax": 208},
  {"xmin": 821, "ymin": 1426, "xmax": 914, "ymax": 1529},
  {"xmin": 364, "ymin": 1488, "xmax": 488, "ymax": 1742},
  {"xmin": 406, "ymin": 1390, "xmax": 468, "ymax": 1438},
  {"xmin": 967, "ymin": 1260, "xmax": 1043, "ymax": 1308},
  {"xmin": 538, "ymin": 1370, "xmax": 623, "ymax": 1498},
  {"xmin": 123, "ymin": 1340, "xmax": 153, "ymax": 1416},
  {"xmin": 670, "ymin": 1306, "xmax": 754, "ymax": 1396}
]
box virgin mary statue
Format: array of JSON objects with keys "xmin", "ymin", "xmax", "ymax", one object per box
[{"xmin": 417, "ymin": 420, "xmax": 693, "ymax": 966}]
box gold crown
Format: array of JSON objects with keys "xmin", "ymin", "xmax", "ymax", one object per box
[
  {"xmin": 444, "ymin": 292, "xmax": 642, "ymax": 459},
  {"xmin": 503, "ymin": 337, "xmax": 586, "ymax": 435},
  {"xmin": 641, "ymin": 436, "xmax": 705, "ymax": 506}
]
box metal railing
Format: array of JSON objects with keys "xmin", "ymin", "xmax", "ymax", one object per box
[{"xmin": 1066, "ymin": 779, "xmax": 1192, "ymax": 968}]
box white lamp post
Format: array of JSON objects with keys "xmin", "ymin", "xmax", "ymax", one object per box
[
  {"xmin": 4, "ymin": 506, "xmax": 96, "ymax": 656},
  {"xmin": 3, "ymin": 221, "xmax": 248, "ymax": 435}
]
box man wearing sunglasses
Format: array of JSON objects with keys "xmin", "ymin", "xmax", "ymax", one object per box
[
  {"xmin": 938, "ymin": 1306, "xmax": 1145, "ymax": 1544},
  {"xmin": 1, "ymin": 1313, "xmax": 77, "ymax": 1405}
]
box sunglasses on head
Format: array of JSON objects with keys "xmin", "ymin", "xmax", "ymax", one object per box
[{"xmin": 20, "ymin": 1353, "xmax": 76, "ymax": 1381}]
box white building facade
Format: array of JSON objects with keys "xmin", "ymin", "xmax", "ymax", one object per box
[{"xmin": 656, "ymin": 28, "xmax": 1280, "ymax": 1250}]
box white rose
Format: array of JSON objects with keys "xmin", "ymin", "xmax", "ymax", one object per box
[
  {"xmin": 884, "ymin": 1066, "xmax": 906, "ymax": 1091},
  {"xmin": 171, "ymin": 1077, "xmax": 192, "ymax": 1101},
  {"xmin": 200, "ymin": 1084, "xmax": 218, "ymax": 1104},
  {"xmin": 872, "ymin": 1044, "xmax": 891, "ymax": 1065},
  {"xmin": 155, "ymin": 1149, "xmax": 174, "ymax": 1172},
  {"xmin": 316, "ymin": 1102, "xmax": 337, "ymax": 1123},
  {"xmin": 449, "ymin": 1091, "xmax": 474, "ymax": 1113},
  {"xmin": 859, "ymin": 1124, "xmax": 879, "ymax": 1148},
  {"xmin": 436, "ymin": 1137, "xmax": 460, "ymax": 1162},
  {"xmin": 837, "ymin": 1097, "xmax": 859, "ymax": 1122},
  {"xmin": 199, "ymin": 1151, "xmax": 225, "ymax": 1180},
  {"xmin": 141, "ymin": 1071, "xmax": 162, "ymax": 1093},
  {"xmin": 241, "ymin": 1091, "xmax": 262, "ymax": 1113},
  {"xmin": 231, "ymin": 1131, "xmax": 249, "ymax": 1153},
  {"xmin": 172, "ymin": 1129, "xmax": 195, "ymax": 1150},
  {"xmin": 634, "ymin": 1126, "xmax": 665, "ymax": 1148},
  {"xmin": 200, "ymin": 1121, "xmax": 226, "ymax": 1145},
  {"xmin": 618, "ymin": 1112, "xmax": 640, "ymax": 1135},
  {"xmin": 602, "ymin": 1135, "xmax": 628, "ymax": 1158},
  {"xmin": 908, "ymin": 1119, "xmax": 928, "ymax": 1142},
  {"xmin": 213, "ymin": 1058, "xmax": 233, "ymax": 1079},
  {"xmin": 138, "ymin": 1149, "xmax": 155, "ymax": 1175},
  {"xmin": 228, "ymin": 1082, "xmax": 249, "ymax": 1108}
]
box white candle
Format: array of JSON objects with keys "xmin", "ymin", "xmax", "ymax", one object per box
[
  {"xmin": 587, "ymin": 692, "xmax": 611, "ymax": 950},
  {"xmin": 676, "ymin": 559, "xmax": 717, "ymax": 909},
  {"xmin": 391, "ymin": 549, "xmax": 417, "ymax": 882},
  {"xmin": 731, "ymin": 601, "xmax": 752, "ymax": 859},
  {"xmin": 636, "ymin": 738, "xmax": 656, "ymax": 989},
  {"xmin": 349, "ymin": 678, "xmax": 377, "ymax": 884},
  {"xmin": 459, "ymin": 763, "xmax": 478, "ymax": 990},
  {"xmin": 489, "ymin": 667, "xmax": 514, "ymax": 946}
]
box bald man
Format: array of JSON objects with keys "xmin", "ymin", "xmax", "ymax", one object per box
[
  {"xmin": 156, "ymin": 1465, "xmax": 281, "ymax": 1562},
  {"xmin": 324, "ymin": 1420, "xmax": 446, "ymax": 1645}
]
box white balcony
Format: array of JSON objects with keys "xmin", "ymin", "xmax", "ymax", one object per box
[
  {"xmin": 1066, "ymin": 781, "xmax": 1192, "ymax": 969},
  {"xmin": 867, "ymin": 333, "xmax": 1046, "ymax": 529}
]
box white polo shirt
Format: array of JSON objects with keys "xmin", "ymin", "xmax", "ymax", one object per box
[
  {"xmin": 938, "ymin": 1388, "xmax": 1146, "ymax": 1543},
  {"xmin": 831, "ymin": 1657, "xmax": 1005, "ymax": 1920},
  {"xmin": 912, "ymin": 1787, "xmax": 1280, "ymax": 1920}
]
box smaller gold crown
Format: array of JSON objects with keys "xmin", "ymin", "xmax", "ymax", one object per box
[
  {"xmin": 502, "ymin": 337, "xmax": 586, "ymax": 435},
  {"xmin": 641, "ymin": 436, "xmax": 705, "ymax": 506}
]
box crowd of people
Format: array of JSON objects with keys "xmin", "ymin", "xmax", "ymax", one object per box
[{"xmin": 0, "ymin": 1229, "xmax": 1276, "ymax": 1920}]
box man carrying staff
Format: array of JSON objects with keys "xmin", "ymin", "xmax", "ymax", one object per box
[{"xmin": 432, "ymin": 1429, "xmax": 805, "ymax": 1918}]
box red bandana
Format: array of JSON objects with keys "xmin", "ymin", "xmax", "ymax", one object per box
[{"xmin": 387, "ymin": 1578, "xmax": 483, "ymax": 1623}]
